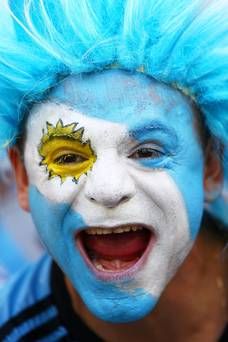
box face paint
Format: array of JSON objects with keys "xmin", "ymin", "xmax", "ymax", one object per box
[
  {"xmin": 38, "ymin": 119, "xmax": 96, "ymax": 183},
  {"xmin": 24, "ymin": 70, "xmax": 204, "ymax": 322}
]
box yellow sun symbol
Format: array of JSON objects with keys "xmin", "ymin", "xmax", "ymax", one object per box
[{"xmin": 38, "ymin": 119, "xmax": 97, "ymax": 183}]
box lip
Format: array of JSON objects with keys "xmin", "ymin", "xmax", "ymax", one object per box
[{"xmin": 75, "ymin": 223, "xmax": 156, "ymax": 282}]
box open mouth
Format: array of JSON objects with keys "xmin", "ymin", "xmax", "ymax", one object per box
[{"xmin": 76, "ymin": 224, "xmax": 155, "ymax": 280}]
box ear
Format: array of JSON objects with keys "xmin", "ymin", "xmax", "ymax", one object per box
[
  {"xmin": 204, "ymin": 142, "xmax": 223, "ymax": 202},
  {"xmin": 8, "ymin": 148, "xmax": 30, "ymax": 212}
]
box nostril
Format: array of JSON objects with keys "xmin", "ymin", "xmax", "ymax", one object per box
[
  {"xmin": 89, "ymin": 197, "xmax": 96, "ymax": 202},
  {"xmin": 87, "ymin": 194, "xmax": 131, "ymax": 208},
  {"xmin": 106, "ymin": 195, "xmax": 131, "ymax": 208},
  {"xmin": 119, "ymin": 195, "xmax": 130, "ymax": 204}
]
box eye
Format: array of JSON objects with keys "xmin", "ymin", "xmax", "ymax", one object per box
[
  {"xmin": 129, "ymin": 146, "xmax": 164, "ymax": 159},
  {"xmin": 54, "ymin": 153, "xmax": 87, "ymax": 165}
]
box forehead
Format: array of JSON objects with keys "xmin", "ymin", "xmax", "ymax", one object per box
[
  {"xmin": 45, "ymin": 70, "xmax": 194, "ymax": 128},
  {"xmin": 51, "ymin": 70, "xmax": 178, "ymax": 110}
]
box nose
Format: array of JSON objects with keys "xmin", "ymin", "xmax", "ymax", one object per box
[{"xmin": 84, "ymin": 151, "xmax": 136, "ymax": 209}]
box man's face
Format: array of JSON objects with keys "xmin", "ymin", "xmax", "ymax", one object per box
[{"xmin": 23, "ymin": 70, "xmax": 204, "ymax": 322}]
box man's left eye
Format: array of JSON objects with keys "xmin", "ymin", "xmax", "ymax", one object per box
[
  {"xmin": 129, "ymin": 147, "xmax": 164, "ymax": 159},
  {"xmin": 54, "ymin": 153, "xmax": 87, "ymax": 164}
]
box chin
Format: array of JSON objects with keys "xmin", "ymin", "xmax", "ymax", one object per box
[
  {"xmin": 85, "ymin": 292, "xmax": 158, "ymax": 323},
  {"xmin": 69, "ymin": 264, "xmax": 159, "ymax": 323}
]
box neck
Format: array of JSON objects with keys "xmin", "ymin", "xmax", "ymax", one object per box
[{"xmin": 65, "ymin": 226, "xmax": 227, "ymax": 342}]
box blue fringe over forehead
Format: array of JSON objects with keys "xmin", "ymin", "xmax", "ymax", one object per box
[{"xmin": 0, "ymin": 0, "xmax": 227, "ymax": 147}]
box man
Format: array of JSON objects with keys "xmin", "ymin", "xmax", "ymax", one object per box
[{"xmin": 0, "ymin": 0, "xmax": 227, "ymax": 341}]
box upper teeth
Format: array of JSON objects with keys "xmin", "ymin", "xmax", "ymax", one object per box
[{"xmin": 85, "ymin": 226, "xmax": 143, "ymax": 235}]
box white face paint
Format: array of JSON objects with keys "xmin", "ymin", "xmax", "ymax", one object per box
[{"xmin": 24, "ymin": 70, "xmax": 205, "ymax": 322}]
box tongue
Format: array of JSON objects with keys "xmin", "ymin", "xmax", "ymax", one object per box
[{"xmin": 82, "ymin": 229, "xmax": 150, "ymax": 261}]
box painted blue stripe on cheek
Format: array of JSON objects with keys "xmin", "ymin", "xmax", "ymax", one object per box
[
  {"xmin": 29, "ymin": 186, "xmax": 157, "ymax": 323},
  {"xmin": 167, "ymin": 141, "xmax": 205, "ymax": 240},
  {"xmin": 168, "ymin": 166, "xmax": 204, "ymax": 240}
]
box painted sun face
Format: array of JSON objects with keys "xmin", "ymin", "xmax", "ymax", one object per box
[
  {"xmin": 24, "ymin": 70, "xmax": 205, "ymax": 323},
  {"xmin": 38, "ymin": 119, "xmax": 96, "ymax": 183}
]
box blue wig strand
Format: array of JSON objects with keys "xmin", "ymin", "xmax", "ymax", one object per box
[{"xmin": 0, "ymin": 0, "xmax": 227, "ymax": 147}]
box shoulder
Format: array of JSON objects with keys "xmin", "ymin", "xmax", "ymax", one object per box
[
  {"xmin": 0, "ymin": 225, "xmax": 28, "ymax": 286},
  {"xmin": 0, "ymin": 254, "xmax": 52, "ymax": 324},
  {"xmin": 0, "ymin": 254, "xmax": 67, "ymax": 341}
]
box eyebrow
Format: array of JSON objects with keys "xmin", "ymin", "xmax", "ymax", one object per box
[{"xmin": 129, "ymin": 120, "xmax": 178, "ymax": 143}]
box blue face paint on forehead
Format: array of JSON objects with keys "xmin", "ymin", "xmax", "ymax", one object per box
[{"xmin": 51, "ymin": 70, "xmax": 191, "ymax": 123}]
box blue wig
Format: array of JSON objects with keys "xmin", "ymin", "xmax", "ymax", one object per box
[{"xmin": 0, "ymin": 0, "xmax": 227, "ymax": 148}]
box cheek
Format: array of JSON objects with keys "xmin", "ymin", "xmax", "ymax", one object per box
[
  {"xmin": 168, "ymin": 158, "xmax": 205, "ymax": 239},
  {"xmin": 130, "ymin": 169, "xmax": 197, "ymax": 297},
  {"xmin": 26, "ymin": 151, "xmax": 86, "ymax": 205},
  {"xmin": 131, "ymin": 143, "xmax": 204, "ymax": 240},
  {"xmin": 28, "ymin": 184, "xmax": 89, "ymax": 291},
  {"xmin": 28, "ymin": 185, "xmax": 84, "ymax": 256}
]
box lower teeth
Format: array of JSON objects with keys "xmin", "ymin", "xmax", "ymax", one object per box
[
  {"xmin": 92, "ymin": 258, "xmax": 139, "ymax": 272},
  {"xmin": 93, "ymin": 260, "xmax": 106, "ymax": 271}
]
